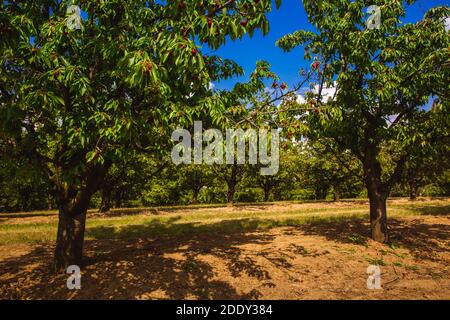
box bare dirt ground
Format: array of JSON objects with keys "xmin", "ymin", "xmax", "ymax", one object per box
[{"xmin": 1, "ymin": 213, "xmax": 449, "ymax": 300}]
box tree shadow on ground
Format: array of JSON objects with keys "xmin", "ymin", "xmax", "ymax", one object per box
[
  {"xmin": 0, "ymin": 212, "xmax": 448, "ymax": 299},
  {"xmin": 298, "ymin": 216, "xmax": 449, "ymax": 262},
  {"xmin": 0, "ymin": 219, "xmax": 277, "ymax": 300}
]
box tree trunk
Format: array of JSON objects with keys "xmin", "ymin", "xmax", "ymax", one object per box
[
  {"xmin": 52, "ymin": 163, "xmax": 110, "ymax": 272},
  {"xmin": 264, "ymin": 187, "xmax": 270, "ymax": 202},
  {"xmin": 226, "ymin": 183, "xmax": 235, "ymax": 206},
  {"xmin": 192, "ymin": 188, "xmax": 199, "ymax": 204},
  {"xmin": 364, "ymin": 141, "xmax": 389, "ymax": 243},
  {"xmin": 367, "ymin": 188, "xmax": 388, "ymax": 242},
  {"xmin": 99, "ymin": 184, "xmax": 112, "ymax": 213},
  {"xmin": 409, "ymin": 179, "xmax": 418, "ymax": 201},
  {"xmin": 226, "ymin": 164, "xmax": 239, "ymax": 207},
  {"xmin": 333, "ymin": 186, "xmax": 341, "ymax": 202},
  {"xmin": 53, "ymin": 207, "xmax": 87, "ymax": 272},
  {"xmin": 48, "ymin": 195, "xmax": 54, "ymax": 210},
  {"xmin": 114, "ymin": 189, "xmax": 123, "ymax": 208}
]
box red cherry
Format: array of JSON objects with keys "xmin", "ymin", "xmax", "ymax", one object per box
[
  {"xmin": 191, "ymin": 48, "xmax": 198, "ymax": 55},
  {"xmin": 312, "ymin": 61, "xmax": 320, "ymax": 70},
  {"xmin": 207, "ymin": 18, "xmax": 213, "ymax": 28},
  {"xmin": 272, "ymin": 81, "xmax": 278, "ymax": 88},
  {"xmin": 240, "ymin": 19, "xmax": 248, "ymax": 27},
  {"xmin": 280, "ymin": 83, "xmax": 287, "ymax": 90}
]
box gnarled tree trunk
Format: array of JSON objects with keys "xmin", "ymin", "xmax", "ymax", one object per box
[
  {"xmin": 364, "ymin": 139, "xmax": 389, "ymax": 243},
  {"xmin": 53, "ymin": 163, "xmax": 109, "ymax": 272},
  {"xmin": 53, "ymin": 205, "xmax": 88, "ymax": 272},
  {"xmin": 367, "ymin": 187, "xmax": 388, "ymax": 243}
]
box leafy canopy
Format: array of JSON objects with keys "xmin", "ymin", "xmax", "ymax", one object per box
[{"xmin": 0, "ymin": 0, "xmax": 280, "ymax": 188}]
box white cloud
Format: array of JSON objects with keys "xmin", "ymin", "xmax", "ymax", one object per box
[
  {"xmin": 445, "ymin": 17, "xmax": 450, "ymax": 32},
  {"xmin": 295, "ymin": 81, "xmax": 337, "ymax": 104},
  {"xmin": 314, "ymin": 82, "xmax": 337, "ymax": 102},
  {"xmin": 296, "ymin": 95, "xmax": 306, "ymax": 104}
]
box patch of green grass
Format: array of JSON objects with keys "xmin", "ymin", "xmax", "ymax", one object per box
[
  {"xmin": 406, "ymin": 265, "xmax": 419, "ymax": 271},
  {"xmin": 0, "ymin": 199, "xmax": 448, "ymax": 245},
  {"xmin": 365, "ymin": 257, "xmax": 387, "ymax": 266},
  {"xmin": 379, "ymin": 249, "xmax": 406, "ymax": 259},
  {"xmin": 389, "ymin": 243, "xmax": 400, "ymax": 250},
  {"xmin": 347, "ymin": 234, "xmax": 368, "ymax": 246}
]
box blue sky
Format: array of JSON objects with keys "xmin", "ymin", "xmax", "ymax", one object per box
[{"xmin": 210, "ymin": 0, "xmax": 449, "ymax": 91}]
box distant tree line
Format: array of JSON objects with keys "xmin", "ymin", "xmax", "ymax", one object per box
[{"xmin": 1, "ymin": 140, "xmax": 448, "ymax": 213}]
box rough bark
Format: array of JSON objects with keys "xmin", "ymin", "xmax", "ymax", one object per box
[
  {"xmin": 363, "ymin": 135, "xmax": 389, "ymax": 243},
  {"xmin": 53, "ymin": 205, "xmax": 87, "ymax": 272},
  {"xmin": 53, "ymin": 163, "xmax": 109, "ymax": 272},
  {"xmin": 367, "ymin": 186, "xmax": 388, "ymax": 243}
]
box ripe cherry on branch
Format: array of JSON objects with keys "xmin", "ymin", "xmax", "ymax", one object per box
[
  {"xmin": 144, "ymin": 61, "xmax": 153, "ymax": 75},
  {"xmin": 311, "ymin": 61, "xmax": 320, "ymax": 70},
  {"xmin": 280, "ymin": 82, "xmax": 287, "ymax": 90}
]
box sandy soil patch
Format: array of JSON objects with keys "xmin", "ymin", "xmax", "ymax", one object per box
[{"xmin": 1, "ymin": 215, "xmax": 449, "ymax": 300}]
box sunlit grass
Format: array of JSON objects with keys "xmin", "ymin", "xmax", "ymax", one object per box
[{"xmin": 0, "ymin": 199, "xmax": 448, "ymax": 245}]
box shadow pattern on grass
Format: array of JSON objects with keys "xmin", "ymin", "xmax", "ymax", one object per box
[{"xmin": 0, "ymin": 206, "xmax": 448, "ymax": 299}]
